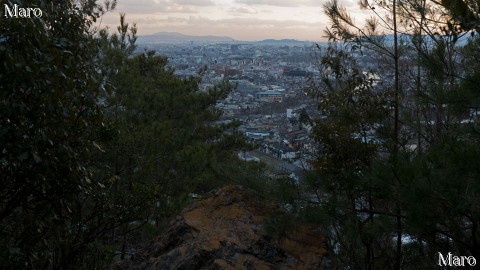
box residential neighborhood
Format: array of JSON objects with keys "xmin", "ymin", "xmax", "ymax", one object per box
[
  {"xmin": 136, "ymin": 39, "xmax": 323, "ymax": 178},
  {"xmin": 135, "ymin": 37, "xmax": 397, "ymax": 179}
]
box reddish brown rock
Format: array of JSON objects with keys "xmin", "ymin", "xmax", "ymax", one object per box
[{"xmin": 114, "ymin": 185, "xmax": 326, "ymax": 270}]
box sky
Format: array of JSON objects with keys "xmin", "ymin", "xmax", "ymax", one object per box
[{"xmin": 101, "ymin": 0, "xmax": 370, "ymax": 41}]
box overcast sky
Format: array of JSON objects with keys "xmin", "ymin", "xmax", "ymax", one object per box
[{"xmin": 100, "ymin": 0, "xmax": 369, "ymax": 41}]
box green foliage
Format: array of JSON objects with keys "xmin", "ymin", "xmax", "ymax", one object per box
[
  {"xmin": 0, "ymin": 1, "xmax": 117, "ymax": 268},
  {"xmin": 296, "ymin": 1, "xmax": 480, "ymax": 269},
  {"xmin": 0, "ymin": 1, "xmax": 262, "ymax": 268},
  {"xmin": 307, "ymin": 44, "xmax": 391, "ymax": 193},
  {"xmin": 264, "ymin": 210, "xmax": 297, "ymax": 238},
  {"xmin": 298, "ymin": 108, "xmax": 311, "ymax": 129},
  {"xmin": 102, "ymin": 49, "xmax": 244, "ymax": 199},
  {"xmin": 440, "ymin": 0, "xmax": 479, "ymax": 32},
  {"xmin": 94, "ymin": 12, "xmax": 270, "ymax": 263}
]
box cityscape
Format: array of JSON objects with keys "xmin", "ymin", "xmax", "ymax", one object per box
[
  {"xmin": 2, "ymin": 1, "xmax": 479, "ymax": 268},
  {"xmin": 134, "ymin": 32, "xmax": 400, "ymax": 180},
  {"xmin": 139, "ymin": 34, "xmax": 322, "ymax": 179}
]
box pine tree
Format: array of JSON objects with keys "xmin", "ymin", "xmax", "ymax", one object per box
[
  {"xmin": 95, "ymin": 13, "xmax": 271, "ymax": 259},
  {"xmin": 301, "ymin": 0, "xmax": 480, "ymax": 268},
  {"xmin": 0, "ymin": 1, "xmax": 117, "ymax": 268}
]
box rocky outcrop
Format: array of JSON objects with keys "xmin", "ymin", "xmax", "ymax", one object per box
[{"xmin": 114, "ymin": 185, "xmax": 326, "ymax": 270}]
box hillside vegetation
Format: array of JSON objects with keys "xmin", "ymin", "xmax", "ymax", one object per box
[{"xmin": 1, "ymin": 0, "xmax": 479, "ymax": 269}]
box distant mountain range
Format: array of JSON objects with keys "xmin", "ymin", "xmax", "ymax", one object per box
[
  {"xmin": 137, "ymin": 32, "xmax": 235, "ymax": 43},
  {"xmin": 136, "ymin": 32, "xmax": 316, "ymax": 45},
  {"xmin": 137, "ymin": 31, "xmax": 474, "ymax": 46}
]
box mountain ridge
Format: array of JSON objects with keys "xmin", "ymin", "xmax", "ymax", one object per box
[
  {"xmin": 137, "ymin": 31, "xmax": 235, "ymax": 43},
  {"xmin": 137, "ymin": 31, "xmax": 319, "ymax": 44}
]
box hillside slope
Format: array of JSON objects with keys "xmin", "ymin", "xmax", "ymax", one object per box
[{"xmin": 113, "ymin": 185, "xmax": 326, "ymax": 269}]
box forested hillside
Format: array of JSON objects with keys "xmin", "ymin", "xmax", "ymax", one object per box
[
  {"xmin": 1, "ymin": 0, "xmax": 479, "ymax": 269},
  {"xmin": 0, "ymin": 1, "xmax": 267, "ymax": 268},
  {"xmin": 295, "ymin": 0, "xmax": 480, "ymax": 269}
]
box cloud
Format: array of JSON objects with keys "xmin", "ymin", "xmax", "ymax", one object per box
[
  {"xmin": 227, "ymin": 6, "xmax": 258, "ymax": 14},
  {"xmin": 337, "ymin": 0, "xmax": 362, "ymax": 9},
  {"xmin": 234, "ymin": 0, "xmax": 323, "ymax": 7},
  {"xmin": 99, "ymin": 0, "xmax": 345, "ymax": 41},
  {"xmin": 130, "ymin": 16, "xmax": 327, "ymax": 41},
  {"xmin": 112, "ymin": 0, "xmax": 160, "ymax": 14},
  {"xmin": 112, "ymin": 0, "xmax": 213, "ymax": 14},
  {"xmin": 173, "ymin": 0, "xmax": 215, "ymax": 6}
]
